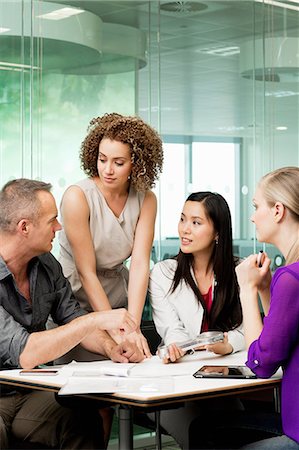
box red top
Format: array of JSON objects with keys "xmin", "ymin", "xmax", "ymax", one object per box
[{"xmin": 201, "ymin": 285, "xmax": 213, "ymax": 332}]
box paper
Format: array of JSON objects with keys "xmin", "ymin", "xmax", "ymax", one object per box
[
  {"xmin": 72, "ymin": 366, "xmax": 132, "ymax": 377},
  {"xmin": 129, "ymin": 358, "xmax": 191, "ymax": 377},
  {"xmin": 58, "ymin": 376, "xmax": 174, "ymax": 395},
  {"xmin": 59, "ymin": 356, "xmax": 194, "ymax": 380},
  {"xmin": 60, "ymin": 360, "xmax": 136, "ymax": 377}
]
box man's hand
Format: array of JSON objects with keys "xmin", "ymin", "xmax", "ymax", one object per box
[
  {"xmin": 107, "ymin": 328, "xmax": 152, "ymax": 358},
  {"xmin": 92, "ymin": 308, "xmax": 137, "ymax": 334},
  {"xmin": 108, "ymin": 340, "xmax": 145, "ymax": 363}
]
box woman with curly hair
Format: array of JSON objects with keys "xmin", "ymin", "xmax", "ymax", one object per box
[{"xmin": 58, "ymin": 113, "xmax": 163, "ymax": 359}]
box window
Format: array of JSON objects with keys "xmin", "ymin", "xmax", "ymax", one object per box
[{"xmin": 153, "ymin": 138, "xmax": 240, "ymax": 261}]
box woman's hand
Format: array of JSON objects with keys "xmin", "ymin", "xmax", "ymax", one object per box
[
  {"xmin": 236, "ymin": 253, "xmax": 271, "ymax": 294},
  {"xmin": 204, "ymin": 332, "xmax": 232, "ymax": 355},
  {"xmin": 93, "ymin": 308, "xmax": 137, "ymax": 334},
  {"xmin": 160, "ymin": 343, "xmax": 186, "ymax": 364},
  {"xmin": 123, "ymin": 329, "xmax": 152, "ymax": 358}
]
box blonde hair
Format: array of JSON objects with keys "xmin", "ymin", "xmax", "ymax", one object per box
[{"xmin": 259, "ymin": 166, "xmax": 299, "ymax": 264}]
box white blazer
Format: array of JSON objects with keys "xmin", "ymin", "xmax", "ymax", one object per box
[{"xmin": 149, "ymin": 259, "xmax": 245, "ymax": 353}]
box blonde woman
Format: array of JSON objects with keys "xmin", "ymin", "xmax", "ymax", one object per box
[{"xmin": 237, "ymin": 167, "xmax": 299, "ymax": 449}]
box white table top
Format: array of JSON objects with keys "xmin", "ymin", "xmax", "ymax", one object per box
[{"xmin": 0, "ymin": 350, "xmax": 281, "ymax": 406}]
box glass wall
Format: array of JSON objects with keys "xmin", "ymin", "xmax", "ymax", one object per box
[{"xmin": 1, "ymin": 0, "xmax": 298, "ymax": 265}]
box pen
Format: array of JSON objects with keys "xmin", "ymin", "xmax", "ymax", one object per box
[{"xmin": 257, "ymin": 250, "xmax": 264, "ymax": 267}]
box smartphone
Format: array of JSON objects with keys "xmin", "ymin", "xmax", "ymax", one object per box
[
  {"xmin": 20, "ymin": 369, "xmax": 59, "ymax": 376},
  {"xmin": 157, "ymin": 331, "xmax": 224, "ymax": 359},
  {"xmin": 193, "ymin": 365, "xmax": 256, "ymax": 379}
]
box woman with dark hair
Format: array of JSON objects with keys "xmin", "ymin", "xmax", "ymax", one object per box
[
  {"xmin": 149, "ymin": 191, "xmax": 244, "ymax": 362},
  {"xmin": 147, "ymin": 192, "xmax": 244, "ymax": 449}
]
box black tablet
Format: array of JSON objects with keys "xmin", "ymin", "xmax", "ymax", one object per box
[{"xmin": 193, "ymin": 365, "xmax": 256, "ymax": 379}]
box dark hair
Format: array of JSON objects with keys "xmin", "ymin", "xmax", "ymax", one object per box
[
  {"xmin": 171, "ymin": 191, "xmax": 242, "ymax": 331},
  {"xmin": 80, "ymin": 113, "xmax": 163, "ymax": 192},
  {"xmin": 0, "ymin": 178, "xmax": 52, "ymax": 233}
]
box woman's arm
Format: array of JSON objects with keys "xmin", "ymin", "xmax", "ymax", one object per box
[
  {"xmin": 61, "ymin": 186, "xmax": 111, "ymax": 311},
  {"xmin": 244, "ymin": 264, "xmax": 299, "ymax": 378},
  {"xmin": 127, "ymin": 191, "xmax": 157, "ymax": 324},
  {"xmin": 149, "ymin": 262, "xmax": 192, "ymax": 345},
  {"xmin": 124, "ymin": 191, "xmax": 157, "ymax": 356},
  {"xmin": 236, "ymin": 255, "xmax": 269, "ymax": 349}
]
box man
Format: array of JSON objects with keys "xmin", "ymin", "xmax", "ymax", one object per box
[{"xmin": 0, "ymin": 178, "xmax": 143, "ymax": 449}]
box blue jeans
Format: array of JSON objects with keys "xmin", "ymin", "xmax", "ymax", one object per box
[{"xmin": 241, "ymin": 435, "xmax": 299, "ymax": 450}]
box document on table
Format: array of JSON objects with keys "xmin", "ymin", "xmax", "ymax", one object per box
[
  {"xmin": 57, "ymin": 356, "xmax": 189, "ymax": 395},
  {"xmin": 59, "ymin": 356, "xmax": 191, "ymax": 378},
  {"xmin": 60, "ymin": 360, "xmax": 136, "ymax": 377},
  {"xmin": 58, "ymin": 376, "xmax": 174, "ymax": 395}
]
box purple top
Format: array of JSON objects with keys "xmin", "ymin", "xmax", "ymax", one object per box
[{"xmin": 246, "ymin": 261, "xmax": 299, "ymax": 444}]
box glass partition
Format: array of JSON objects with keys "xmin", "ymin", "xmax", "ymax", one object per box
[{"xmin": 0, "ymin": 0, "xmax": 298, "ymax": 266}]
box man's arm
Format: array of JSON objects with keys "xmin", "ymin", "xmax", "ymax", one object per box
[{"xmin": 19, "ymin": 309, "xmax": 136, "ymax": 368}]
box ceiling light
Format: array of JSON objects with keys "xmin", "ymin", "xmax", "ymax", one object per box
[
  {"xmin": 255, "ymin": 0, "xmax": 299, "ymax": 12},
  {"xmin": 0, "ymin": 1, "xmax": 146, "ymax": 74},
  {"xmin": 265, "ymin": 90, "xmax": 299, "ymax": 97},
  {"xmin": 276, "ymin": 126, "xmax": 288, "ymax": 130},
  {"xmin": 196, "ymin": 45, "xmax": 240, "ymax": 56},
  {"xmin": 37, "ymin": 7, "xmax": 85, "ymax": 20},
  {"xmin": 240, "ymin": 37, "xmax": 299, "ymax": 82},
  {"xmin": 0, "ymin": 61, "xmax": 40, "ymax": 70},
  {"xmin": 0, "ymin": 27, "xmax": 10, "ymax": 33}
]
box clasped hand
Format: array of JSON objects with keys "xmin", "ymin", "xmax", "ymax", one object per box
[{"xmin": 236, "ymin": 252, "xmax": 272, "ymax": 292}]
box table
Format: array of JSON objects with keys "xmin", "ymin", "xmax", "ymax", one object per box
[{"xmin": 0, "ymin": 351, "xmax": 281, "ymax": 450}]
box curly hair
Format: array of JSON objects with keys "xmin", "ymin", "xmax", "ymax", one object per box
[{"xmin": 80, "ymin": 113, "xmax": 163, "ymax": 192}]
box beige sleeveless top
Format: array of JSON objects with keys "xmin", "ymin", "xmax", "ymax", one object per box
[{"xmin": 58, "ymin": 178, "xmax": 145, "ymax": 312}]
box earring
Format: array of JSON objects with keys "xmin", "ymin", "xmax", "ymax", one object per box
[{"xmin": 215, "ymin": 238, "xmax": 219, "ymax": 245}]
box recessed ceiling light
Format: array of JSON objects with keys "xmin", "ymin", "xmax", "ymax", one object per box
[
  {"xmin": 37, "ymin": 7, "xmax": 85, "ymax": 20},
  {"xmin": 276, "ymin": 126, "xmax": 288, "ymax": 130},
  {"xmin": 0, "ymin": 27, "xmax": 10, "ymax": 33},
  {"xmin": 196, "ymin": 45, "xmax": 240, "ymax": 56},
  {"xmin": 265, "ymin": 91, "xmax": 299, "ymax": 97},
  {"xmin": 218, "ymin": 126, "xmax": 245, "ymax": 131},
  {"xmin": 0, "ymin": 61, "xmax": 40, "ymax": 70}
]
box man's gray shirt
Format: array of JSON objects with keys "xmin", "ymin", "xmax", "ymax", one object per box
[{"xmin": 0, "ymin": 253, "xmax": 86, "ymax": 370}]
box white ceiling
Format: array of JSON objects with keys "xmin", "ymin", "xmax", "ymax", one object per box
[{"xmin": 47, "ymin": 0, "xmax": 299, "ymax": 137}]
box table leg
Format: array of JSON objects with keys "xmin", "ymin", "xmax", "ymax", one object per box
[
  {"xmin": 155, "ymin": 410, "xmax": 162, "ymax": 450},
  {"xmin": 274, "ymin": 386, "xmax": 281, "ymax": 413},
  {"xmin": 118, "ymin": 405, "xmax": 133, "ymax": 450}
]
